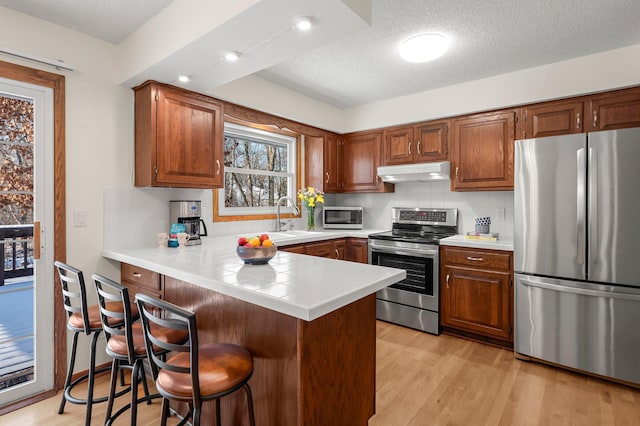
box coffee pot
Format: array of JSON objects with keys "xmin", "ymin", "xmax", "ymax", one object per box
[{"xmin": 169, "ymin": 200, "xmax": 208, "ymax": 246}]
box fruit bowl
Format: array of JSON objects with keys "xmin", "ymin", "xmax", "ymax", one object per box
[{"xmin": 236, "ymin": 244, "xmax": 277, "ymax": 265}]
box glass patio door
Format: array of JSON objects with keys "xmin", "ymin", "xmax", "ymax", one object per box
[{"xmin": 0, "ymin": 79, "xmax": 54, "ymax": 405}]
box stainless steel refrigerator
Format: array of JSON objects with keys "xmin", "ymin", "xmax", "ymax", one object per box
[{"xmin": 514, "ymin": 127, "xmax": 640, "ymax": 385}]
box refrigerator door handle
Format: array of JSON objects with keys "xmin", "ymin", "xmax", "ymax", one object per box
[
  {"xmin": 576, "ymin": 148, "xmax": 586, "ymax": 266},
  {"xmin": 588, "ymin": 147, "xmax": 597, "ymax": 269},
  {"xmin": 518, "ymin": 276, "xmax": 640, "ymax": 302}
]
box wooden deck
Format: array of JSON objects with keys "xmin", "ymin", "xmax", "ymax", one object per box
[{"xmin": 0, "ymin": 278, "xmax": 34, "ymax": 390}]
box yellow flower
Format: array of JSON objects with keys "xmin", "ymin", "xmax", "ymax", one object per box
[
  {"xmin": 308, "ymin": 199, "xmax": 315, "ymax": 207},
  {"xmin": 317, "ymin": 194, "xmax": 324, "ymax": 204}
]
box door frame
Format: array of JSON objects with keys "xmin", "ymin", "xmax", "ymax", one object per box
[{"xmin": 0, "ymin": 60, "xmax": 65, "ymax": 412}]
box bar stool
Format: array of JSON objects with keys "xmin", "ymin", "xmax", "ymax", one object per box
[
  {"xmin": 92, "ymin": 274, "xmax": 189, "ymax": 425},
  {"xmin": 135, "ymin": 293, "xmax": 256, "ymax": 426},
  {"xmin": 55, "ymin": 260, "xmax": 117, "ymax": 425}
]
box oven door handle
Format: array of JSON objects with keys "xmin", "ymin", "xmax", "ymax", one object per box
[{"xmin": 369, "ymin": 246, "xmax": 438, "ymax": 258}]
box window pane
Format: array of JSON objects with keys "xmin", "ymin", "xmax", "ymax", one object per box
[
  {"xmin": 224, "ymin": 172, "xmax": 289, "ymax": 207},
  {"xmin": 224, "ymin": 136, "xmax": 288, "ymax": 172}
]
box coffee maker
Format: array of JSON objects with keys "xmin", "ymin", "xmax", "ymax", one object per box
[{"xmin": 169, "ymin": 200, "xmax": 208, "ymax": 246}]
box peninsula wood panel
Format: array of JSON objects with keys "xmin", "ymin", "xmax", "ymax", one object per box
[{"xmin": 164, "ymin": 278, "xmax": 377, "ymax": 425}]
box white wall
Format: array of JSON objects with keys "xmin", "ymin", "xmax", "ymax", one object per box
[{"xmin": 0, "ymin": 7, "xmax": 133, "ymax": 368}]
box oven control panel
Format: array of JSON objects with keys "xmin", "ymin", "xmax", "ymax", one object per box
[{"xmin": 392, "ymin": 207, "xmax": 458, "ymax": 226}]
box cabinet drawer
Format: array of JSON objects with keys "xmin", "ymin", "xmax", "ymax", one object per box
[
  {"xmin": 442, "ymin": 247, "xmax": 511, "ymax": 270},
  {"xmin": 121, "ymin": 263, "xmax": 161, "ymax": 290}
]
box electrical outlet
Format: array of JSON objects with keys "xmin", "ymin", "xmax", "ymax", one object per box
[{"xmin": 495, "ymin": 208, "xmax": 505, "ymax": 220}]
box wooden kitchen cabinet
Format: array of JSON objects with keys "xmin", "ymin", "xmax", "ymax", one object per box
[
  {"xmin": 280, "ymin": 238, "xmax": 348, "ymax": 260},
  {"xmin": 305, "ymin": 239, "xmax": 346, "ymax": 260},
  {"xmin": 383, "ymin": 120, "xmax": 448, "ymax": 165},
  {"xmin": 342, "ymin": 131, "xmax": 393, "ymax": 193},
  {"xmin": 451, "ymin": 110, "xmax": 515, "ymax": 191},
  {"xmin": 587, "ymin": 86, "xmax": 640, "ymax": 131},
  {"xmin": 347, "ymin": 238, "xmax": 369, "ymax": 264},
  {"xmin": 134, "ymin": 81, "xmax": 224, "ymax": 188},
  {"xmin": 519, "ymin": 100, "xmax": 584, "ymax": 139},
  {"xmin": 121, "ymin": 262, "xmax": 163, "ymax": 300},
  {"xmin": 440, "ymin": 246, "xmax": 513, "ymax": 345},
  {"xmin": 305, "ymin": 132, "xmax": 341, "ymax": 193}
]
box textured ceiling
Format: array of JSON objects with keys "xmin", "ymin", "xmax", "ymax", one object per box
[
  {"xmin": 0, "ymin": 0, "xmax": 173, "ymax": 44},
  {"xmin": 2, "ymin": 0, "xmax": 640, "ymax": 108}
]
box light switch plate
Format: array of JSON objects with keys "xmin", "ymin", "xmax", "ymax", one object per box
[
  {"xmin": 495, "ymin": 208, "xmax": 505, "ymax": 220},
  {"xmin": 73, "ymin": 209, "xmax": 87, "ymax": 227}
]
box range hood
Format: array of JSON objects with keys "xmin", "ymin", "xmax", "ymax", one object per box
[{"xmin": 377, "ymin": 161, "xmax": 450, "ymax": 183}]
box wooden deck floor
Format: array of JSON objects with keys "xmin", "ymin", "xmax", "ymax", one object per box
[{"xmin": 0, "ymin": 279, "xmax": 34, "ymax": 390}]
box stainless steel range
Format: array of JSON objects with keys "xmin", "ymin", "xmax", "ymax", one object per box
[{"xmin": 368, "ymin": 207, "xmax": 458, "ymax": 335}]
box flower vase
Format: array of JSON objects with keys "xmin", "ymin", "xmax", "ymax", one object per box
[{"xmin": 307, "ymin": 207, "xmax": 315, "ymax": 231}]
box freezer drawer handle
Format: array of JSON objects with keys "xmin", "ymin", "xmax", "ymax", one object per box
[{"xmin": 518, "ymin": 278, "xmax": 640, "ymax": 302}]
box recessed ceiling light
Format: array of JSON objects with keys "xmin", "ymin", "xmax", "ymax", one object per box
[
  {"xmin": 295, "ymin": 16, "xmax": 313, "ymax": 31},
  {"xmin": 177, "ymin": 75, "xmax": 190, "ymax": 83},
  {"xmin": 399, "ymin": 33, "xmax": 449, "ymax": 63},
  {"xmin": 225, "ymin": 51, "xmax": 240, "ymax": 62}
]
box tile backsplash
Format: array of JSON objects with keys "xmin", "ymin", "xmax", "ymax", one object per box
[
  {"xmin": 332, "ymin": 181, "xmax": 514, "ymax": 237},
  {"xmin": 104, "ymin": 181, "xmax": 513, "ymax": 249}
]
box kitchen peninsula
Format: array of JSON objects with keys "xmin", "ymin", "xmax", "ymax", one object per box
[{"xmin": 102, "ymin": 234, "xmax": 405, "ymax": 425}]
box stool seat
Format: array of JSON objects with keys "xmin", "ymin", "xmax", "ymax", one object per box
[
  {"xmin": 106, "ymin": 322, "xmax": 189, "ymax": 356},
  {"xmin": 69, "ymin": 302, "xmax": 138, "ymax": 330},
  {"xmin": 157, "ymin": 343, "xmax": 254, "ymax": 398}
]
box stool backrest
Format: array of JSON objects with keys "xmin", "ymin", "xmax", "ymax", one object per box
[
  {"xmin": 54, "ymin": 260, "xmax": 92, "ymax": 334},
  {"xmin": 92, "ymin": 273, "xmax": 135, "ymax": 364},
  {"xmin": 135, "ymin": 294, "xmax": 201, "ymax": 400}
]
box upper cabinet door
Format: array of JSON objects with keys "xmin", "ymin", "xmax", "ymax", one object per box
[
  {"xmin": 383, "ymin": 127, "xmax": 414, "ymax": 165},
  {"xmin": 324, "ymin": 133, "xmax": 341, "ymax": 192},
  {"xmin": 414, "ymin": 120, "xmax": 448, "ymax": 162},
  {"xmin": 588, "ymin": 87, "xmax": 640, "ymax": 132},
  {"xmin": 342, "ymin": 131, "xmax": 392, "ymax": 192},
  {"xmin": 452, "ymin": 110, "xmax": 515, "ymax": 191},
  {"xmin": 304, "ymin": 132, "xmax": 341, "ymax": 193},
  {"xmin": 134, "ymin": 81, "xmax": 223, "ymax": 188},
  {"xmin": 520, "ymin": 101, "xmax": 584, "ymax": 139}
]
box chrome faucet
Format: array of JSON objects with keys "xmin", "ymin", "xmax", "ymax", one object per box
[{"xmin": 275, "ymin": 196, "xmax": 300, "ymax": 232}]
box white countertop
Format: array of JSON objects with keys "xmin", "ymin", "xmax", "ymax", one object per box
[
  {"xmin": 102, "ymin": 229, "xmax": 403, "ymax": 322},
  {"xmin": 439, "ymin": 235, "xmax": 514, "ymax": 251}
]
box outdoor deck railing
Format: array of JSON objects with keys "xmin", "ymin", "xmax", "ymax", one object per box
[{"xmin": 0, "ymin": 225, "xmax": 34, "ymax": 286}]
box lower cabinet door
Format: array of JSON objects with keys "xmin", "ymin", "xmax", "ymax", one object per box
[{"xmin": 441, "ymin": 265, "xmax": 512, "ymax": 341}]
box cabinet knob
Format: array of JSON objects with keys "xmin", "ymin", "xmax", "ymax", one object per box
[
  {"xmin": 408, "ymin": 141, "xmax": 412, "ymax": 156},
  {"xmin": 446, "ymin": 273, "xmax": 450, "ymax": 289},
  {"xmin": 133, "ymin": 272, "xmax": 143, "ymax": 278},
  {"xmin": 325, "ymin": 172, "xmax": 329, "ymax": 184},
  {"xmin": 417, "ymin": 141, "xmax": 421, "ymax": 154},
  {"xmin": 576, "ymin": 112, "xmax": 581, "ymax": 129},
  {"xmin": 335, "ymin": 248, "xmax": 339, "ymax": 259},
  {"xmin": 593, "ymin": 110, "xmax": 598, "ymax": 128},
  {"xmin": 216, "ymin": 160, "xmax": 221, "ymax": 175}
]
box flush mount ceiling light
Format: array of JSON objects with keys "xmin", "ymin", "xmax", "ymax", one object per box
[
  {"xmin": 225, "ymin": 51, "xmax": 241, "ymax": 62},
  {"xmin": 294, "ymin": 16, "xmax": 313, "ymax": 31},
  {"xmin": 399, "ymin": 33, "xmax": 449, "ymax": 63},
  {"xmin": 177, "ymin": 75, "xmax": 190, "ymax": 83}
]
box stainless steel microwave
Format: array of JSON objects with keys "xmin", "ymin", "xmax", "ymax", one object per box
[{"xmin": 323, "ymin": 206, "xmax": 363, "ymax": 229}]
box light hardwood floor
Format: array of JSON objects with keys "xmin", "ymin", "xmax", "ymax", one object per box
[{"xmin": 2, "ymin": 321, "xmax": 640, "ymax": 425}]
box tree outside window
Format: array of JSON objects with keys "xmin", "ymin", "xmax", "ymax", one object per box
[{"xmin": 218, "ymin": 123, "xmax": 297, "ymax": 217}]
